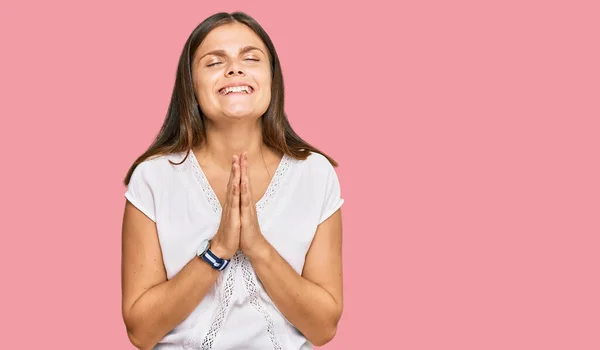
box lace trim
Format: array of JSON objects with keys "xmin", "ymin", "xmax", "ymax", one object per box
[
  {"xmin": 188, "ymin": 151, "xmax": 292, "ymax": 216},
  {"xmin": 181, "ymin": 251, "xmax": 243, "ymax": 350},
  {"xmin": 241, "ymin": 254, "xmax": 283, "ymax": 350},
  {"xmin": 188, "ymin": 151, "xmax": 221, "ymax": 214},
  {"xmin": 238, "ymin": 155, "xmax": 293, "ymax": 349},
  {"xmin": 256, "ymin": 154, "xmax": 292, "ymax": 217},
  {"xmin": 186, "ymin": 151, "xmax": 293, "ymax": 349}
]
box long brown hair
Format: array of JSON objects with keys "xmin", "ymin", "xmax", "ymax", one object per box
[{"xmin": 123, "ymin": 12, "xmax": 337, "ymax": 185}]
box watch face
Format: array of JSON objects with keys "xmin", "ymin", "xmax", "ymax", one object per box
[{"xmin": 197, "ymin": 240, "xmax": 209, "ymax": 255}]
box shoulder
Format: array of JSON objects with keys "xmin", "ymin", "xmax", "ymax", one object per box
[
  {"xmin": 125, "ymin": 152, "xmax": 190, "ymax": 221},
  {"xmin": 298, "ymin": 151, "xmax": 336, "ymax": 176},
  {"xmin": 128, "ymin": 151, "xmax": 189, "ymax": 187},
  {"xmin": 296, "ymin": 152, "xmax": 344, "ymax": 222},
  {"xmin": 294, "ymin": 151, "xmax": 341, "ymax": 190},
  {"xmin": 132, "ymin": 151, "xmax": 188, "ymax": 175}
]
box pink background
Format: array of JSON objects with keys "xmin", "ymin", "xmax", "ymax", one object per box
[{"xmin": 2, "ymin": 0, "xmax": 599, "ymax": 349}]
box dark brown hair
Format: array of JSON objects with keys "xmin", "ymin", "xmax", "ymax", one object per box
[{"xmin": 123, "ymin": 11, "xmax": 337, "ymax": 185}]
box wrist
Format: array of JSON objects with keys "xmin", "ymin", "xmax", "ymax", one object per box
[
  {"xmin": 244, "ymin": 237, "xmax": 272, "ymax": 263},
  {"xmin": 210, "ymin": 239, "xmax": 234, "ymax": 260}
]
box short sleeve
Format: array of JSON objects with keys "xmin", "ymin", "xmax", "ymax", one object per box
[
  {"xmin": 319, "ymin": 163, "xmax": 344, "ymax": 224},
  {"xmin": 124, "ymin": 162, "xmax": 156, "ymax": 222}
]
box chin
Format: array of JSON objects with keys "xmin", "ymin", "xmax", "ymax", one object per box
[
  {"xmin": 222, "ymin": 103, "xmax": 268, "ymax": 120},
  {"xmin": 223, "ymin": 108, "xmax": 261, "ymax": 120}
]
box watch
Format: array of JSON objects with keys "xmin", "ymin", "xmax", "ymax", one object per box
[{"xmin": 197, "ymin": 239, "xmax": 230, "ymax": 271}]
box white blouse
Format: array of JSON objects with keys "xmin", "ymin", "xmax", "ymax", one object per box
[{"xmin": 124, "ymin": 150, "xmax": 344, "ymax": 350}]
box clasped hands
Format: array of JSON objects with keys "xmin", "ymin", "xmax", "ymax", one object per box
[{"xmin": 211, "ymin": 152, "xmax": 268, "ymax": 260}]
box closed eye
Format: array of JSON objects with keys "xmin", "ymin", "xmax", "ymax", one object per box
[{"xmin": 207, "ymin": 59, "xmax": 256, "ymax": 67}]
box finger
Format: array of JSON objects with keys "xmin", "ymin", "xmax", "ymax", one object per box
[
  {"xmin": 240, "ymin": 179, "xmax": 250, "ymax": 209},
  {"xmin": 240, "ymin": 152, "xmax": 247, "ymax": 184},
  {"xmin": 226, "ymin": 157, "xmax": 239, "ymax": 208},
  {"xmin": 243, "ymin": 152, "xmax": 253, "ymax": 207},
  {"xmin": 226, "ymin": 155, "xmax": 238, "ymax": 190},
  {"xmin": 231, "ymin": 159, "xmax": 241, "ymax": 210},
  {"xmin": 243, "ymin": 152, "xmax": 252, "ymax": 193},
  {"xmin": 245, "ymin": 153, "xmax": 253, "ymax": 196}
]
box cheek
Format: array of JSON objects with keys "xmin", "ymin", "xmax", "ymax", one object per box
[
  {"xmin": 194, "ymin": 77, "xmax": 217, "ymax": 106},
  {"xmin": 257, "ymin": 70, "xmax": 272, "ymax": 101}
]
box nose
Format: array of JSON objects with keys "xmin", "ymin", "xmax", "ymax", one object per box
[
  {"xmin": 227, "ymin": 69, "xmax": 245, "ymax": 76},
  {"xmin": 225, "ymin": 60, "xmax": 245, "ymax": 77}
]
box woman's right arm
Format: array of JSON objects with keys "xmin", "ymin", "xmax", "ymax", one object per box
[
  {"xmin": 121, "ymin": 201, "xmax": 224, "ymax": 350},
  {"xmin": 121, "ymin": 155, "xmax": 241, "ymax": 350}
]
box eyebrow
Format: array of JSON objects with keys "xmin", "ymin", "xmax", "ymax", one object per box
[{"xmin": 198, "ymin": 45, "xmax": 265, "ymax": 61}]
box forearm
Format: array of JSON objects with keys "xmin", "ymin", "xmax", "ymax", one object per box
[
  {"xmin": 247, "ymin": 242, "xmax": 342, "ymax": 346},
  {"xmin": 124, "ymin": 257, "xmax": 220, "ymax": 349}
]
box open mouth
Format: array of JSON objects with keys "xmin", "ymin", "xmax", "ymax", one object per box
[{"xmin": 218, "ymin": 85, "xmax": 254, "ymax": 95}]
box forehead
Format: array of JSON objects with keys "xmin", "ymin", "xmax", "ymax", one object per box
[{"xmin": 196, "ymin": 22, "xmax": 267, "ymax": 56}]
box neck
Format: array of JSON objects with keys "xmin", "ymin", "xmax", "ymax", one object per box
[{"xmin": 198, "ymin": 119, "xmax": 267, "ymax": 172}]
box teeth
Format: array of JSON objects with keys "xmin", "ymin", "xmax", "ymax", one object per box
[{"xmin": 222, "ymin": 85, "xmax": 251, "ymax": 94}]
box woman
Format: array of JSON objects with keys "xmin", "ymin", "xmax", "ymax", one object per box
[{"xmin": 121, "ymin": 11, "xmax": 344, "ymax": 350}]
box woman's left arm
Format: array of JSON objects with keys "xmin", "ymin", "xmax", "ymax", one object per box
[
  {"xmin": 244, "ymin": 209, "xmax": 344, "ymax": 347},
  {"xmin": 238, "ymin": 152, "xmax": 343, "ymax": 346}
]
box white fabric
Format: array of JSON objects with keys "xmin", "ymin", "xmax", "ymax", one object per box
[{"xmin": 124, "ymin": 150, "xmax": 344, "ymax": 350}]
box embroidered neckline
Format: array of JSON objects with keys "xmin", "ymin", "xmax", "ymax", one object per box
[
  {"xmin": 241, "ymin": 253, "xmax": 283, "ymax": 349},
  {"xmin": 185, "ymin": 149, "xmax": 294, "ymax": 350},
  {"xmin": 188, "ymin": 150, "xmax": 292, "ymax": 217}
]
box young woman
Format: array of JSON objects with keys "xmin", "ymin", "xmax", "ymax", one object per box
[{"xmin": 121, "ymin": 12, "xmax": 344, "ymax": 350}]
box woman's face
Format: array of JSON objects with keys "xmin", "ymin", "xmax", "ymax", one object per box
[{"xmin": 192, "ymin": 22, "xmax": 272, "ymax": 122}]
